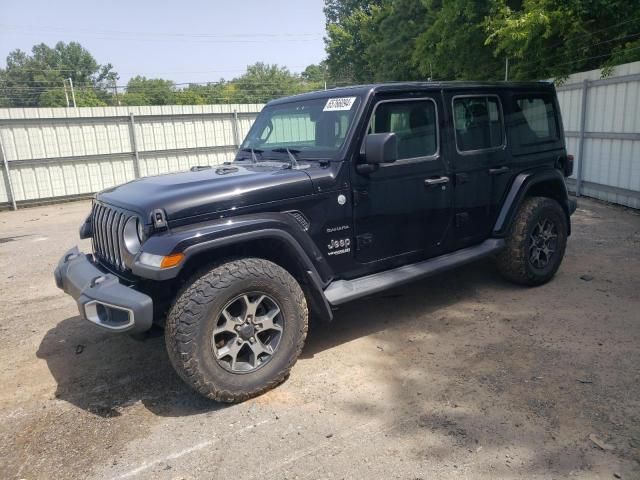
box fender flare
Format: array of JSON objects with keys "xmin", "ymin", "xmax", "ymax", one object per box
[
  {"xmin": 493, "ymin": 168, "xmax": 572, "ymax": 237},
  {"xmin": 131, "ymin": 213, "xmax": 334, "ymax": 321}
]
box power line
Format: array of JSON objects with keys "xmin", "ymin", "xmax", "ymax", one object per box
[
  {"xmin": 544, "ymin": 14, "xmax": 640, "ymax": 51},
  {"xmin": 0, "ymin": 65, "xmax": 318, "ymax": 82},
  {"xmin": 0, "ymin": 81, "xmax": 354, "ymax": 92},
  {"xmin": 0, "ymin": 82, "xmax": 358, "ymax": 103},
  {"xmin": 512, "ymin": 38, "xmax": 640, "ymax": 74},
  {"xmin": 0, "ymin": 25, "xmax": 324, "ymax": 45},
  {"xmin": 0, "ymin": 23, "xmax": 324, "ymax": 39},
  {"xmin": 0, "ymin": 93, "xmax": 334, "ymax": 102},
  {"xmin": 511, "ymin": 31, "xmax": 640, "ymax": 71},
  {"xmin": 2, "ymin": 31, "xmax": 322, "ymax": 44},
  {"xmin": 544, "ymin": 44, "xmax": 640, "ymax": 70}
]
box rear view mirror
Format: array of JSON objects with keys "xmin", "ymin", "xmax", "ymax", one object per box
[{"xmin": 363, "ymin": 132, "xmax": 398, "ymax": 165}]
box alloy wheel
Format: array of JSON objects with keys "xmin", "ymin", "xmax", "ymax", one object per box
[
  {"xmin": 528, "ymin": 218, "xmax": 558, "ymax": 269},
  {"xmin": 212, "ymin": 292, "xmax": 284, "ymax": 373}
]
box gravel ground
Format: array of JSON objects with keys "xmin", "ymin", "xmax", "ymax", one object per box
[{"xmin": 0, "ymin": 197, "xmax": 639, "ymax": 480}]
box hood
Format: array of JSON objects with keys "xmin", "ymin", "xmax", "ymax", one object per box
[{"xmin": 96, "ymin": 164, "xmax": 314, "ymax": 222}]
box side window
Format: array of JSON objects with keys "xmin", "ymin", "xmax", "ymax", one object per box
[
  {"xmin": 368, "ymin": 99, "xmax": 438, "ymax": 160},
  {"xmin": 453, "ymin": 96, "xmax": 504, "ymax": 152},
  {"xmin": 512, "ymin": 95, "xmax": 559, "ymax": 147}
]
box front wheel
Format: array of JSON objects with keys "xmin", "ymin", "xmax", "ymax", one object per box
[
  {"xmin": 497, "ymin": 196, "xmax": 568, "ymax": 286},
  {"xmin": 165, "ymin": 258, "xmax": 308, "ymax": 402}
]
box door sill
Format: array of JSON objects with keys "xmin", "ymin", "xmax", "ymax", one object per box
[{"xmin": 324, "ymin": 238, "xmax": 505, "ymax": 306}]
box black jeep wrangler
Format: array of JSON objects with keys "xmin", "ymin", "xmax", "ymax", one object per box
[{"xmin": 55, "ymin": 82, "xmax": 577, "ymax": 402}]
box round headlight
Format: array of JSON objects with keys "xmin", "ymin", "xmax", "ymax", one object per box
[
  {"xmin": 137, "ymin": 219, "xmax": 146, "ymax": 243},
  {"xmin": 123, "ymin": 217, "xmax": 142, "ymax": 255}
]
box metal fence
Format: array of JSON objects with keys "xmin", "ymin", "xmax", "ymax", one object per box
[
  {"xmin": 556, "ymin": 61, "xmax": 640, "ymax": 209},
  {"xmin": 0, "ymin": 104, "xmax": 263, "ymax": 210}
]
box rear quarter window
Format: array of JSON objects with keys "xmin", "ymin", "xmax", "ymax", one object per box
[{"xmin": 509, "ymin": 94, "xmax": 560, "ymax": 152}]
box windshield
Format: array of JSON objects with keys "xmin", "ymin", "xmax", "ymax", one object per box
[{"xmin": 239, "ymin": 96, "xmax": 361, "ymax": 160}]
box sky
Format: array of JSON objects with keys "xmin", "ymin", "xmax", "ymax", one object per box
[{"xmin": 0, "ymin": 0, "xmax": 327, "ymax": 85}]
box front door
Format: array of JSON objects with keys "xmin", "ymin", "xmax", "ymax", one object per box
[{"xmin": 353, "ymin": 94, "xmax": 453, "ymax": 264}]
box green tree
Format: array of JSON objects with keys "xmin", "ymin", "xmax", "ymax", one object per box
[
  {"xmin": 324, "ymin": 0, "xmax": 382, "ymax": 24},
  {"xmin": 366, "ymin": 0, "xmax": 430, "ymax": 81},
  {"xmin": 122, "ymin": 76, "xmax": 175, "ymax": 105},
  {"xmin": 0, "ymin": 41, "xmax": 117, "ymax": 107},
  {"xmin": 323, "ymin": 0, "xmax": 640, "ymax": 83},
  {"xmin": 413, "ymin": 0, "xmax": 504, "ymax": 81},
  {"xmin": 485, "ymin": 0, "xmax": 640, "ymax": 80},
  {"xmin": 39, "ymin": 87, "xmax": 107, "ymax": 107},
  {"xmin": 301, "ymin": 62, "xmax": 328, "ymax": 83},
  {"xmin": 181, "ymin": 82, "xmax": 228, "ymax": 104},
  {"xmin": 324, "ymin": 2, "xmax": 382, "ymax": 82},
  {"xmin": 232, "ymin": 63, "xmax": 304, "ymax": 103},
  {"xmin": 173, "ymin": 88, "xmax": 206, "ymax": 105}
]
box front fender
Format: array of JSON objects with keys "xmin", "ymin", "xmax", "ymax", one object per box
[
  {"xmin": 134, "ymin": 212, "xmax": 330, "ymax": 280},
  {"xmin": 493, "ymin": 168, "xmax": 573, "ymax": 237},
  {"xmin": 130, "ymin": 212, "xmax": 335, "ymax": 321}
]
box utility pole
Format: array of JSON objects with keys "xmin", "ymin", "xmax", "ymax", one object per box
[
  {"xmin": 67, "ymin": 78, "xmax": 77, "ymax": 107},
  {"xmin": 113, "ymin": 80, "xmax": 121, "ymax": 106},
  {"xmin": 324, "ymin": 63, "xmax": 328, "ymax": 90},
  {"xmin": 504, "ymin": 58, "xmax": 509, "ymax": 81},
  {"xmin": 63, "ymin": 80, "xmax": 70, "ymax": 107}
]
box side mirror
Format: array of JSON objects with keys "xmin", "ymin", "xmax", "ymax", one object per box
[{"xmin": 362, "ymin": 132, "xmax": 398, "ymax": 167}]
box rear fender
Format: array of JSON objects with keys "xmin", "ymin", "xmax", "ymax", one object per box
[{"xmin": 493, "ymin": 168, "xmax": 573, "ymax": 237}]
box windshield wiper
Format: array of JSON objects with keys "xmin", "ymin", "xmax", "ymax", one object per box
[
  {"xmin": 238, "ymin": 147, "xmax": 263, "ymax": 164},
  {"xmin": 270, "ymin": 147, "xmax": 301, "ymax": 169}
]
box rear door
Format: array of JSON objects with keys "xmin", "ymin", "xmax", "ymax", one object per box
[
  {"xmin": 352, "ymin": 93, "xmax": 453, "ymax": 264},
  {"xmin": 444, "ymin": 92, "xmax": 512, "ymax": 247}
]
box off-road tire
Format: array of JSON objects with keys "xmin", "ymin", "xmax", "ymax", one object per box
[
  {"xmin": 165, "ymin": 258, "xmax": 308, "ymax": 402},
  {"xmin": 497, "ymin": 196, "xmax": 568, "ymax": 286}
]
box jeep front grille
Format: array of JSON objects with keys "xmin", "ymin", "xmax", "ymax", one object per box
[{"xmin": 91, "ymin": 202, "xmax": 130, "ymax": 271}]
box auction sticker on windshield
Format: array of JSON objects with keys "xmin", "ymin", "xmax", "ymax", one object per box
[{"xmin": 324, "ymin": 97, "xmax": 357, "ymax": 111}]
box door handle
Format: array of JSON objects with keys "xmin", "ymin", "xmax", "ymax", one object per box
[
  {"xmin": 424, "ymin": 176, "xmax": 450, "ymax": 186},
  {"xmin": 489, "ymin": 166, "xmax": 510, "ymax": 175}
]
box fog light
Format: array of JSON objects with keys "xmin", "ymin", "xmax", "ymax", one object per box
[{"xmin": 84, "ymin": 301, "xmax": 134, "ymax": 330}]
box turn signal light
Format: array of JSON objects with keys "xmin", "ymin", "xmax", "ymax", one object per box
[{"xmin": 160, "ymin": 253, "xmax": 185, "ymax": 269}]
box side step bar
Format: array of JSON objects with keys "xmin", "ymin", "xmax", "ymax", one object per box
[{"xmin": 324, "ymin": 238, "xmax": 505, "ymax": 306}]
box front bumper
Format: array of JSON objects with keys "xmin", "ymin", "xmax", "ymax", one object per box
[{"xmin": 54, "ymin": 247, "xmax": 153, "ymax": 333}]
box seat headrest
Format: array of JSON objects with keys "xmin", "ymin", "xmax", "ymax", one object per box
[{"xmin": 409, "ymin": 107, "xmax": 429, "ymax": 130}]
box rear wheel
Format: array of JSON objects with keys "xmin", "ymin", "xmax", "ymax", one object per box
[
  {"xmin": 497, "ymin": 196, "xmax": 568, "ymax": 286},
  {"xmin": 165, "ymin": 258, "xmax": 308, "ymax": 402}
]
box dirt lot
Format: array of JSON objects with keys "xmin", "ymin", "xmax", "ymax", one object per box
[{"xmin": 0, "ymin": 197, "xmax": 639, "ymax": 480}]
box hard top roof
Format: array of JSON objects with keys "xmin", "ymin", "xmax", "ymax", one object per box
[{"xmin": 267, "ymin": 81, "xmax": 555, "ymax": 106}]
